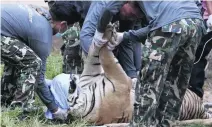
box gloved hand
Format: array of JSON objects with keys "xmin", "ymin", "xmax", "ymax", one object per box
[
  {"xmin": 93, "ymin": 30, "xmax": 109, "ymax": 48},
  {"xmin": 107, "ymin": 32, "xmax": 124, "ymax": 50},
  {"xmin": 52, "ymin": 107, "xmax": 68, "ymax": 120},
  {"xmin": 207, "ymin": 15, "xmax": 212, "ymax": 30}
]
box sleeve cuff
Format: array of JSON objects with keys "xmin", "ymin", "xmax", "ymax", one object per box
[
  {"xmin": 47, "ymin": 101, "xmax": 58, "ymax": 113},
  {"xmin": 123, "ymin": 32, "xmax": 130, "ymax": 42}
]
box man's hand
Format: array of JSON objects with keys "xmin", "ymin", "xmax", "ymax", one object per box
[
  {"xmin": 93, "ymin": 30, "xmax": 109, "ymax": 48},
  {"xmin": 52, "ymin": 107, "xmax": 68, "ymax": 120},
  {"xmin": 207, "ymin": 15, "xmax": 212, "ymax": 30}
]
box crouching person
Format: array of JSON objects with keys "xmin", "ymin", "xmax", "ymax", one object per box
[{"xmin": 1, "ymin": 4, "xmax": 74, "ymax": 120}]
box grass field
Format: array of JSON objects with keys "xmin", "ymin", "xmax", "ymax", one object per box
[{"xmin": 0, "ymin": 53, "xmax": 210, "ymax": 127}]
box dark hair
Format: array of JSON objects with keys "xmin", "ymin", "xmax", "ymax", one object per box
[{"xmin": 48, "ymin": 1, "xmax": 81, "ymax": 25}]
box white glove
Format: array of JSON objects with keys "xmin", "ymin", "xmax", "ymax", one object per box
[
  {"xmin": 207, "ymin": 15, "xmax": 212, "ymax": 30},
  {"xmin": 107, "ymin": 32, "xmax": 124, "ymax": 50},
  {"xmin": 52, "ymin": 107, "xmax": 68, "ymax": 120},
  {"xmin": 93, "ymin": 30, "xmax": 109, "ymax": 48}
]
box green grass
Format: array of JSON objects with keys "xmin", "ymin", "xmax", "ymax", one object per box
[
  {"xmin": 0, "ymin": 53, "xmax": 209, "ymax": 127},
  {"xmin": 45, "ymin": 53, "xmax": 63, "ymax": 79},
  {"xmin": 1, "ymin": 53, "xmax": 87, "ymax": 127}
]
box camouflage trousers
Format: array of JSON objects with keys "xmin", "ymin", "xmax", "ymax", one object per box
[
  {"xmin": 130, "ymin": 19, "xmax": 205, "ymax": 127},
  {"xmin": 61, "ymin": 40, "xmax": 83, "ymax": 74},
  {"xmin": 1, "ymin": 36, "xmax": 41, "ymax": 108}
]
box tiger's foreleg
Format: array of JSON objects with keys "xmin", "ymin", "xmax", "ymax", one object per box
[
  {"xmin": 81, "ymin": 23, "xmax": 116, "ymax": 77},
  {"xmin": 81, "ymin": 41, "xmax": 104, "ymax": 77}
]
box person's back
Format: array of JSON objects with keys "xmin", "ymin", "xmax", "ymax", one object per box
[
  {"xmin": 139, "ymin": 1, "xmax": 202, "ymax": 30},
  {"xmin": 1, "ymin": 4, "xmax": 52, "ymax": 47}
]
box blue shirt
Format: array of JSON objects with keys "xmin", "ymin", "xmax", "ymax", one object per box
[
  {"xmin": 1, "ymin": 4, "xmax": 52, "ymax": 84},
  {"xmin": 1, "ymin": 4, "xmax": 57, "ymax": 111}
]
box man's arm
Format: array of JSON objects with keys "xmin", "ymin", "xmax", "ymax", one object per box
[
  {"xmin": 80, "ymin": 2, "xmax": 103, "ymax": 54},
  {"xmin": 29, "ymin": 40, "xmax": 58, "ymax": 113},
  {"xmin": 123, "ymin": 26, "xmax": 150, "ymax": 43},
  {"xmin": 97, "ymin": 1, "xmax": 126, "ymax": 33},
  {"xmin": 96, "ymin": 1, "xmax": 149, "ymax": 44}
]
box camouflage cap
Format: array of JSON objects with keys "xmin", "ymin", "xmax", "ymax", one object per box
[{"xmin": 61, "ymin": 26, "xmax": 80, "ymax": 41}]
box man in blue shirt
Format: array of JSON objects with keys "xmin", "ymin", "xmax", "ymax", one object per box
[
  {"xmin": 92, "ymin": 1, "xmax": 206, "ymax": 126},
  {"xmin": 1, "ymin": 4, "xmax": 76, "ymax": 120}
]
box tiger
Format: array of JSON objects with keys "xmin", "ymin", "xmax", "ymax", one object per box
[
  {"xmin": 67, "ymin": 24, "xmax": 134, "ymax": 125},
  {"xmin": 179, "ymin": 88, "xmax": 212, "ymax": 120}
]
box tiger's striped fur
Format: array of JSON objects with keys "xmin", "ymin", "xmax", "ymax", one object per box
[{"xmin": 179, "ymin": 89, "xmax": 212, "ymax": 120}]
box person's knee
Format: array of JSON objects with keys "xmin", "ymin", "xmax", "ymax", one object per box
[{"xmin": 32, "ymin": 56, "xmax": 42, "ymax": 72}]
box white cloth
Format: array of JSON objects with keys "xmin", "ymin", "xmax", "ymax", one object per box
[{"xmin": 45, "ymin": 73, "xmax": 71, "ymax": 119}]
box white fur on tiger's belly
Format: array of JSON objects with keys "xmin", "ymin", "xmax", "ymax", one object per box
[{"xmin": 179, "ymin": 89, "xmax": 212, "ymax": 120}]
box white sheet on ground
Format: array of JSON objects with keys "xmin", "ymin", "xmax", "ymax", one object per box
[{"xmin": 45, "ymin": 73, "xmax": 71, "ymax": 119}]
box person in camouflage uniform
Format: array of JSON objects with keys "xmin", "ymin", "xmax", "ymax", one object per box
[
  {"xmin": 133, "ymin": 19, "xmax": 205, "ymax": 126},
  {"xmin": 92, "ymin": 1, "xmax": 206, "ymax": 126},
  {"xmin": 60, "ymin": 24, "xmax": 84, "ymax": 74},
  {"xmin": 1, "ymin": 36, "xmax": 41, "ymax": 108},
  {"xmin": 1, "ymin": 4, "xmax": 78, "ymax": 120}
]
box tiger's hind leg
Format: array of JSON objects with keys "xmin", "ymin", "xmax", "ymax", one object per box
[
  {"xmin": 99, "ymin": 24, "xmax": 131, "ymax": 88},
  {"xmin": 99, "ymin": 46, "xmax": 131, "ymax": 90},
  {"xmin": 96, "ymin": 24, "xmax": 133, "ymax": 124},
  {"xmin": 180, "ymin": 89, "xmax": 212, "ymax": 120}
]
